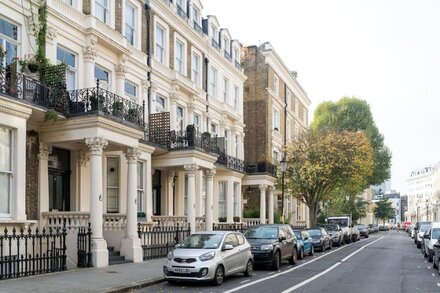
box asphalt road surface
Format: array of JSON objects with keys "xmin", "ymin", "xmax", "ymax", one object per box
[{"xmin": 134, "ymin": 231, "xmax": 440, "ymax": 293}]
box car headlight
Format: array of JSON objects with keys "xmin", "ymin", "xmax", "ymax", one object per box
[
  {"xmin": 260, "ymin": 244, "xmax": 274, "ymax": 251},
  {"xmin": 199, "ymin": 251, "xmax": 215, "ymax": 261},
  {"xmin": 167, "ymin": 251, "xmax": 174, "ymax": 260}
]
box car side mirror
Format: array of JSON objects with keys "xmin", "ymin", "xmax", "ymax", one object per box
[
  {"xmin": 339, "ymin": 229, "xmax": 342, "ymax": 232},
  {"xmin": 279, "ymin": 236, "xmax": 287, "ymax": 241},
  {"xmin": 174, "ymin": 244, "xmax": 180, "ymax": 249},
  {"xmin": 223, "ymin": 244, "xmax": 233, "ymax": 251},
  {"xmin": 304, "ymin": 236, "xmax": 309, "ymax": 240},
  {"xmin": 424, "ymin": 234, "xmax": 430, "ymax": 239}
]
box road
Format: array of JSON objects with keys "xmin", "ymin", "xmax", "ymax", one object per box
[{"xmin": 134, "ymin": 231, "xmax": 440, "ymax": 293}]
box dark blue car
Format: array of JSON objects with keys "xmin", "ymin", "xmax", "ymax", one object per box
[{"xmin": 293, "ymin": 230, "xmax": 314, "ymax": 259}]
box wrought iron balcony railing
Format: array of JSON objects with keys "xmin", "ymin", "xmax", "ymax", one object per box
[
  {"xmin": 170, "ymin": 130, "xmax": 221, "ymax": 155},
  {"xmin": 211, "ymin": 39, "xmax": 220, "ymax": 50},
  {"xmin": 176, "ymin": 5, "xmax": 188, "ymax": 21},
  {"xmin": 245, "ymin": 162, "xmax": 277, "ymax": 177},
  {"xmin": 216, "ymin": 153, "xmax": 245, "ymax": 173},
  {"xmin": 0, "ymin": 68, "xmax": 63, "ymax": 111},
  {"xmin": 67, "ymin": 81, "xmax": 144, "ymax": 127},
  {"xmin": 193, "ymin": 21, "xmax": 203, "ymax": 34}
]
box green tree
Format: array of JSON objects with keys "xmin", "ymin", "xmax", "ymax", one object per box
[
  {"xmin": 373, "ymin": 198, "xmax": 396, "ymax": 224},
  {"xmin": 311, "ymin": 97, "xmax": 392, "ymax": 187},
  {"xmin": 284, "ymin": 129, "xmax": 373, "ymax": 227},
  {"xmin": 325, "ymin": 191, "xmax": 368, "ymax": 224}
]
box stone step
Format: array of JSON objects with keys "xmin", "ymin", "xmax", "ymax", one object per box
[
  {"xmin": 109, "ymin": 255, "xmax": 125, "ymax": 263},
  {"xmin": 108, "ymin": 250, "xmax": 120, "ymax": 257},
  {"xmin": 109, "ymin": 259, "xmax": 131, "ymax": 266},
  {"xmin": 108, "ymin": 247, "xmax": 115, "ymax": 252}
]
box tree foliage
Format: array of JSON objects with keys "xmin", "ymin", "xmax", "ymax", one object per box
[
  {"xmin": 373, "ymin": 198, "xmax": 396, "ymax": 224},
  {"xmin": 285, "ymin": 129, "xmax": 373, "ymax": 227},
  {"xmin": 324, "ymin": 190, "xmax": 368, "ymax": 224},
  {"xmin": 310, "ymin": 97, "xmax": 392, "ymax": 187}
]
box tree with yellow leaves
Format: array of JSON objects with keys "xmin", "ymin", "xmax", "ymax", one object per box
[{"xmin": 285, "ymin": 129, "xmax": 373, "ymax": 227}]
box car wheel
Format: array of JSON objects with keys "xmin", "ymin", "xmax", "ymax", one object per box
[
  {"xmin": 289, "ymin": 248, "xmax": 297, "ymax": 264},
  {"xmin": 328, "ymin": 240, "xmax": 333, "ymax": 250},
  {"xmin": 244, "ymin": 259, "xmax": 253, "ymax": 277},
  {"xmin": 429, "ymin": 253, "xmax": 433, "ymax": 263},
  {"xmin": 272, "ymin": 250, "xmax": 281, "ymax": 270},
  {"xmin": 298, "ymin": 247, "xmax": 304, "ymax": 260},
  {"xmin": 213, "ymin": 265, "xmax": 225, "ymax": 286},
  {"xmin": 434, "ymin": 259, "xmax": 438, "ymax": 269},
  {"xmin": 417, "ymin": 242, "xmax": 421, "ymax": 249},
  {"xmin": 309, "ymin": 245, "xmax": 314, "ymax": 256}
]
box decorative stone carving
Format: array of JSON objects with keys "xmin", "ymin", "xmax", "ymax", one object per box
[
  {"xmin": 78, "ymin": 150, "xmax": 90, "ymax": 167},
  {"xmin": 83, "ymin": 38, "xmax": 97, "ymax": 62},
  {"xmin": 170, "ymin": 93, "xmax": 180, "ymax": 103},
  {"xmin": 150, "ymin": 82, "xmax": 158, "ymax": 93},
  {"xmin": 187, "ymin": 102, "xmax": 195, "ymax": 112},
  {"xmin": 142, "ymin": 80, "xmax": 151, "ymax": 92},
  {"xmin": 115, "ymin": 59, "xmax": 127, "ymax": 79},
  {"xmin": 46, "ymin": 26, "xmax": 58, "ymax": 43},
  {"xmin": 184, "ymin": 164, "xmax": 199, "ymax": 176},
  {"xmin": 85, "ymin": 137, "xmax": 108, "ymax": 153},
  {"xmin": 259, "ymin": 184, "xmax": 268, "ymax": 192},
  {"xmin": 124, "ymin": 147, "xmax": 141, "ymax": 162},
  {"xmin": 38, "ymin": 142, "xmax": 52, "ymax": 160},
  {"xmin": 205, "ymin": 168, "xmax": 216, "ymax": 178},
  {"xmin": 168, "ymin": 171, "xmax": 176, "ymax": 183}
]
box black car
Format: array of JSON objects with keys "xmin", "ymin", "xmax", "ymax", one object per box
[
  {"xmin": 321, "ymin": 224, "xmax": 343, "ymax": 246},
  {"xmin": 306, "ymin": 227, "xmax": 332, "ymax": 251},
  {"xmin": 355, "ymin": 224, "xmax": 369, "ymax": 238},
  {"xmin": 244, "ymin": 224, "xmax": 297, "ymax": 270}
]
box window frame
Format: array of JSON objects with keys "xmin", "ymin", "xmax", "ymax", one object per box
[
  {"xmin": 218, "ymin": 181, "xmax": 227, "ymax": 219},
  {"xmin": 0, "ymin": 127, "xmax": 13, "ymax": 218},
  {"xmin": 191, "ymin": 51, "xmax": 201, "ymax": 87},
  {"xmin": 137, "ymin": 161, "xmax": 145, "ymax": 212},
  {"xmin": 273, "ymin": 74, "xmax": 279, "ymax": 97},
  {"xmin": 124, "ymin": 80, "xmax": 137, "ymax": 100},
  {"xmin": 209, "ymin": 66, "xmax": 217, "ymax": 98},
  {"xmin": 155, "ymin": 94, "xmax": 167, "ymax": 113},
  {"xmin": 154, "ymin": 20, "xmax": 168, "ymax": 65},
  {"xmin": 174, "ymin": 36, "xmax": 186, "ymax": 75},
  {"xmin": 56, "ymin": 46, "xmax": 77, "ymax": 91},
  {"xmin": 273, "ymin": 109, "xmax": 280, "ymax": 131},
  {"xmin": 124, "ymin": 1, "xmax": 137, "ymax": 46},
  {"xmin": 0, "ymin": 17, "xmax": 19, "ymax": 70},
  {"xmin": 234, "ymin": 85, "xmax": 239, "ymax": 111},
  {"xmin": 106, "ymin": 156, "xmax": 120, "ymax": 213},
  {"xmin": 176, "ymin": 105, "xmax": 184, "ymax": 131},
  {"xmin": 95, "ymin": 0, "xmax": 110, "ymax": 25},
  {"xmin": 223, "ymin": 77, "xmax": 229, "ymax": 103}
]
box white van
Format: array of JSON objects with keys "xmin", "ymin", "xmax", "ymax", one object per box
[{"xmin": 422, "ymin": 222, "xmax": 440, "ymax": 262}]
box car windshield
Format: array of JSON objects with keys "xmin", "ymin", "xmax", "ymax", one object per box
[
  {"xmin": 327, "ymin": 219, "xmax": 348, "ymax": 227},
  {"xmin": 420, "ymin": 225, "xmax": 430, "ymax": 233},
  {"xmin": 355, "ymin": 225, "xmax": 365, "ymax": 229},
  {"xmin": 293, "ymin": 231, "xmax": 302, "ymax": 239},
  {"xmin": 324, "ymin": 225, "xmax": 338, "ymax": 231},
  {"xmin": 307, "ymin": 229, "xmax": 321, "ymax": 236},
  {"xmin": 244, "ymin": 227, "xmax": 278, "ymax": 239},
  {"xmin": 432, "ymin": 228, "xmax": 440, "ymax": 239},
  {"xmin": 178, "ymin": 234, "xmax": 224, "ymax": 249}
]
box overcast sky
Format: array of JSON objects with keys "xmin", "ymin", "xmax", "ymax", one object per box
[{"xmin": 202, "ymin": 0, "xmax": 440, "ymax": 194}]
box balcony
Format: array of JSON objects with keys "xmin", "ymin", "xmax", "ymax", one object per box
[
  {"xmin": 211, "ymin": 39, "xmax": 220, "ymax": 50},
  {"xmin": 193, "ymin": 21, "xmax": 203, "ymax": 34},
  {"xmin": 67, "ymin": 81, "xmax": 145, "ymax": 127},
  {"xmin": 216, "ymin": 153, "xmax": 245, "ymax": 173},
  {"xmin": 224, "ymin": 51, "xmax": 232, "ymax": 62},
  {"xmin": 170, "ymin": 130, "xmax": 221, "ymax": 155},
  {"xmin": 245, "ymin": 162, "xmax": 277, "ymax": 177},
  {"xmin": 176, "ymin": 5, "xmax": 188, "ymax": 21}
]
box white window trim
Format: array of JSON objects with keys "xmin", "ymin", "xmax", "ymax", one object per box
[
  {"xmin": 0, "ymin": 127, "xmax": 13, "ymax": 218},
  {"xmin": 56, "ymin": 46, "xmax": 77, "ymax": 91},
  {"xmin": 234, "ymin": 85, "xmax": 240, "ymax": 111},
  {"xmin": 124, "ymin": 80, "xmax": 137, "ymax": 101},
  {"xmin": 191, "ymin": 47, "xmax": 202, "ymax": 87},
  {"xmin": 233, "ymin": 46, "xmax": 240, "ymax": 63},
  {"xmin": 174, "ymin": 33, "xmax": 187, "ymax": 76},
  {"xmin": 176, "ymin": 105, "xmax": 185, "ymax": 131},
  {"xmin": 273, "ymin": 74, "xmax": 279, "ymax": 97},
  {"xmin": 154, "ymin": 17, "xmax": 169, "ymax": 66},
  {"xmin": 154, "ymin": 93, "xmax": 167, "ymax": 113},
  {"xmin": 93, "ymin": 0, "xmax": 114, "ymax": 27},
  {"xmin": 273, "ymin": 109, "xmax": 280, "ymax": 131},
  {"xmin": 209, "ymin": 65, "xmax": 218, "ymax": 98},
  {"xmin": 105, "ymin": 156, "xmax": 120, "ymax": 213},
  {"xmin": 223, "ymin": 77, "xmax": 229, "ymax": 103},
  {"xmin": 192, "ymin": 5, "xmax": 200, "ymax": 24},
  {"xmin": 123, "ymin": 0, "xmax": 141, "ymax": 48},
  {"xmin": 137, "ymin": 161, "xmax": 145, "ymax": 212},
  {"xmin": 94, "ymin": 64, "xmax": 111, "ymax": 90}
]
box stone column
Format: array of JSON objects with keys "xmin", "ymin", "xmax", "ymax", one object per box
[
  {"xmin": 78, "ymin": 150, "xmax": 90, "ymax": 211},
  {"xmin": 170, "ymin": 93, "xmax": 178, "ymax": 130},
  {"xmin": 167, "ymin": 171, "xmax": 175, "ymax": 216},
  {"xmin": 121, "ymin": 148, "xmax": 142, "ymax": 262},
  {"xmin": 85, "ymin": 137, "xmax": 108, "ymax": 268},
  {"xmin": 187, "ymin": 102, "xmax": 195, "ymax": 126},
  {"xmin": 227, "ymin": 178, "xmax": 234, "ymax": 223},
  {"xmin": 83, "ymin": 36, "xmax": 97, "ymax": 88},
  {"xmin": 205, "ymin": 168, "xmax": 216, "ymax": 231},
  {"xmin": 38, "ymin": 143, "xmax": 52, "ymax": 223},
  {"xmin": 184, "ymin": 164, "xmax": 199, "ymax": 233},
  {"xmin": 115, "ymin": 58, "xmax": 127, "ymax": 97},
  {"xmin": 268, "ymin": 186, "xmax": 274, "ymax": 224},
  {"xmin": 259, "ymin": 184, "xmax": 267, "ymax": 224},
  {"xmin": 146, "ymin": 166, "xmax": 153, "ymax": 222}
]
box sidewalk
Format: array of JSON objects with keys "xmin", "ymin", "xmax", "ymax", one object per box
[{"xmin": 0, "ymin": 258, "xmax": 166, "ymax": 293}]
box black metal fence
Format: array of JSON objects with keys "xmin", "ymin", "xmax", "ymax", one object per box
[
  {"xmin": 217, "ymin": 153, "xmax": 245, "ymax": 173},
  {"xmin": 170, "ymin": 130, "xmax": 220, "ymax": 155},
  {"xmin": 212, "ymin": 223, "xmax": 252, "ymax": 234},
  {"xmin": 0, "ymin": 224, "xmax": 67, "ymax": 280},
  {"xmin": 246, "ymin": 162, "xmax": 277, "ymax": 177},
  {"xmin": 138, "ymin": 223, "xmax": 191, "ymax": 261},
  {"xmin": 77, "ymin": 224, "xmax": 92, "ymax": 268}
]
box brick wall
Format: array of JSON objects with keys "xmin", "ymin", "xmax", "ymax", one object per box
[
  {"xmin": 115, "ymin": 0, "xmax": 122, "ymax": 34},
  {"xmin": 83, "ymin": 0, "xmax": 91, "ymax": 15},
  {"xmin": 25, "ymin": 131, "xmax": 39, "ymax": 220},
  {"xmin": 169, "ymin": 27, "xmax": 175, "ymax": 70}
]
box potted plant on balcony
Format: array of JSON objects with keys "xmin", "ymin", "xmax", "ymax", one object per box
[
  {"xmin": 127, "ymin": 107, "xmax": 139, "ymax": 123},
  {"xmin": 112, "ymin": 100, "xmax": 124, "ymax": 117},
  {"xmin": 90, "ymin": 93, "xmax": 105, "ymax": 110},
  {"xmin": 17, "ymin": 54, "xmax": 40, "ymax": 73},
  {"xmin": 186, "ymin": 124, "xmax": 196, "ymax": 147}
]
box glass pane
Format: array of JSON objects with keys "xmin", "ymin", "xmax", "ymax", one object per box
[
  {"xmin": 66, "ymin": 69, "xmax": 76, "ymax": 91},
  {"xmin": 155, "ymin": 26, "xmax": 163, "ymax": 45},
  {"xmin": 94, "ymin": 65, "xmax": 109, "ymax": 82},
  {"xmin": 5, "ymin": 41, "xmax": 17, "ymax": 66},
  {"xmin": 57, "ymin": 47, "xmax": 76, "ymax": 67},
  {"xmin": 107, "ymin": 158, "xmax": 119, "ymax": 186},
  {"xmin": 0, "ymin": 127, "xmax": 11, "ymax": 171},
  {"xmin": 0, "ymin": 173, "xmax": 10, "ymax": 214},
  {"xmin": 125, "ymin": 81, "xmax": 136, "ymax": 97},
  {"xmin": 137, "ymin": 161, "xmax": 143, "ymax": 189},
  {"xmin": 107, "ymin": 188, "xmax": 119, "ymax": 212},
  {"xmin": 137, "ymin": 190, "xmax": 144, "ymax": 212},
  {"xmin": 125, "ymin": 25, "xmax": 134, "ymax": 45},
  {"xmin": 0, "ymin": 18, "xmax": 18, "ymax": 40}
]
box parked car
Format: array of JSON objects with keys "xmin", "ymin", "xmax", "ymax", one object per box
[
  {"xmin": 244, "ymin": 224, "xmax": 297, "ymax": 270},
  {"xmin": 321, "ymin": 224, "xmax": 343, "ymax": 246},
  {"xmin": 293, "ymin": 230, "xmax": 314, "ymax": 258},
  {"xmin": 403, "ymin": 221, "xmax": 412, "ymax": 232},
  {"xmin": 433, "ymin": 237, "xmax": 440, "ymax": 270},
  {"xmin": 422, "ymin": 222, "xmax": 440, "ymax": 262},
  {"xmin": 373, "ymin": 224, "xmax": 379, "ymax": 233},
  {"xmin": 414, "ymin": 221, "xmax": 431, "ymax": 244},
  {"xmin": 416, "ymin": 224, "xmax": 431, "ymax": 249},
  {"xmin": 367, "ymin": 224, "xmax": 374, "ymax": 234},
  {"xmin": 355, "ymin": 224, "xmax": 369, "ymax": 238},
  {"xmin": 163, "ymin": 231, "xmax": 253, "ymax": 285},
  {"xmin": 351, "ymin": 225, "xmax": 360, "ymax": 242},
  {"xmin": 306, "ymin": 227, "xmax": 332, "ymax": 251},
  {"xmin": 378, "ymin": 224, "xmax": 387, "ymax": 231}
]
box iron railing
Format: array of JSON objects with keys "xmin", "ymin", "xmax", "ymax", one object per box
[
  {"xmin": 170, "ymin": 130, "xmax": 221, "ymax": 155},
  {"xmin": 224, "ymin": 51, "xmax": 232, "ymax": 62},
  {"xmin": 67, "ymin": 80, "xmax": 145, "ymax": 127},
  {"xmin": 245, "ymin": 162, "xmax": 277, "ymax": 177},
  {"xmin": 216, "ymin": 153, "xmax": 245, "ymax": 173},
  {"xmin": 212, "ymin": 223, "xmax": 251, "ymax": 234},
  {"xmin": 138, "ymin": 223, "xmax": 191, "ymax": 261},
  {"xmin": 76, "ymin": 224, "xmax": 92, "ymax": 268},
  {"xmin": 176, "ymin": 5, "xmax": 188, "ymax": 21},
  {"xmin": 211, "ymin": 39, "xmax": 220, "ymax": 50},
  {"xmin": 0, "ymin": 223, "xmax": 67, "ymax": 280},
  {"xmin": 193, "ymin": 21, "xmax": 203, "ymax": 34},
  {"xmin": 0, "ymin": 69, "xmax": 60, "ymax": 110},
  {"xmin": 235, "ymin": 60, "xmax": 241, "ymax": 70}
]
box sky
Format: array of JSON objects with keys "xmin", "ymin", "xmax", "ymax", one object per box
[{"xmin": 202, "ymin": 0, "xmax": 440, "ymax": 194}]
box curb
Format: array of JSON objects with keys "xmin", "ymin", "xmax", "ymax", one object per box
[{"xmin": 103, "ymin": 277, "xmax": 165, "ymax": 293}]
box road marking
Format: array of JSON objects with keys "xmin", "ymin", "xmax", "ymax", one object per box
[
  {"xmin": 268, "ymin": 272, "xmax": 275, "ymax": 275},
  {"xmin": 437, "ymin": 283, "xmax": 440, "ymax": 287},
  {"xmin": 432, "ymin": 273, "xmax": 435, "ymax": 277},
  {"xmin": 340, "ymin": 237, "xmax": 384, "ymax": 262},
  {"xmin": 223, "ymin": 237, "xmax": 383, "ymax": 293},
  {"xmin": 240, "ymin": 279, "xmax": 250, "ymax": 284}
]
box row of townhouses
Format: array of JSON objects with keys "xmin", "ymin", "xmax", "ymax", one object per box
[
  {"xmin": 0, "ymin": 0, "xmax": 310, "ymax": 270},
  {"xmin": 406, "ymin": 164, "xmax": 440, "ymax": 223}
]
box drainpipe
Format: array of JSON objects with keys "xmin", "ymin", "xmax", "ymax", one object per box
[
  {"xmin": 205, "ymin": 57, "xmax": 209, "ymax": 130},
  {"xmin": 145, "ymin": 1, "xmax": 152, "ymax": 117}
]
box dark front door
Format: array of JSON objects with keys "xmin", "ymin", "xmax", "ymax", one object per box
[
  {"xmin": 49, "ymin": 170, "xmax": 70, "ymax": 211},
  {"xmin": 152, "ymin": 170, "xmax": 161, "ymax": 215}
]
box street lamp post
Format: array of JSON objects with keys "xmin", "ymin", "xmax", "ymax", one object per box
[
  {"xmin": 426, "ymin": 199, "xmax": 429, "ymax": 221},
  {"xmin": 280, "ymin": 158, "xmax": 287, "ymax": 224}
]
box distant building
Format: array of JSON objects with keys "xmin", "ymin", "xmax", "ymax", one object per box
[
  {"xmin": 372, "ymin": 180, "xmax": 391, "ymax": 195},
  {"xmin": 400, "ymin": 195, "xmax": 408, "ymax": 222},
  {"xmin": 372, "ymin": 191, "xmax": 401, "ymax": 224},
  {"xmin": 406, "ymin": 165, "xmax": 436, "ymax": 222}
]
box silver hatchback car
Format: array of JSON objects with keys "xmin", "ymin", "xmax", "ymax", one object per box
[{"xmin": 163, "ymin": 231, "xmax": 253, "ymax": 285}]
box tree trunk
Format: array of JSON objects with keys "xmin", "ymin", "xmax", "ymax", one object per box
[{"xmin": 309, "ymin": 203, "xmax": 319, "ymax": 227}]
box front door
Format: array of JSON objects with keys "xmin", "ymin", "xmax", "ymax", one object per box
[
  {"xmin": 152, "ymin": 170, "xmax": 161, "ymax": 215},
  {"xmin": 48, "ymin": 170, "xmax": 70, "ymax": 211}
]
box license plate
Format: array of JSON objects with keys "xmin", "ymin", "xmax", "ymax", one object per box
[{"xmin": 174, "ymin": 268, "xmax": 191, "ymax": 274}]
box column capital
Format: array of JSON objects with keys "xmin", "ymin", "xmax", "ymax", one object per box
[
  {"xmin": 38, "ymin": 142, "xmax": 52, "ymax": 160},
  {"xmin": 205, "ymin": 168, "xmax": 216, "ymax": 178},
  {"xmin": 124, "ymin": 147, "xmax": 141, "ymax": 162},
  {"xmin": 83, "ymin": 38, "xmax": 97, "ymax": 62},
  {"xmin": 168, "ymin": 171, "xmax": 176, "ymax": 182},
  {"xmin": 170, "ymin": 93, "xmax": 180, "ymax": 103},
  {"xmin": 184, "ymin": 164, "xmax": 199, "ymax": 176},
  {"xmin": 78, "ymin": 150, "xmax": 90, "ymax": 167},
  {"xmin": 46, "ymin": 26, "xmax": 58, "ymax": 44},
  {"xmin": 115, "ymin": 59, "xmax": 127, "ymax": 79},
  {"xmin": 142, "ymin": 80, "xmax": 151, "ymax": 92},
  {"xmin": 268, "ymin": 186, "xmax": 275, "ymax": 192},
  {"xmin": 85, "ymin": 137, "xmax": 108, "ymax": 154},
  {"xmin": 150, "ymin": 82, "xmax": 158, "ymax": 93},
  {"xmin": 259, "ymin": 184, "xmax": 268, "ymax": 192}
]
